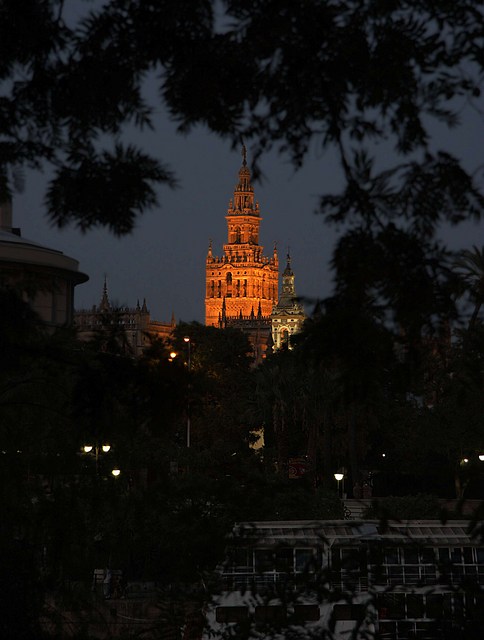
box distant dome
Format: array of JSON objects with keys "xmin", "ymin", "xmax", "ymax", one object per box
[{"xmin": 0, "ymin": 201, "xmax": 88, "ymax": 328}]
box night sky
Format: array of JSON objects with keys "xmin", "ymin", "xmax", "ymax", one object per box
[
  {"xmin": 10, "ymin": 3, "xmax": 483, "ymax": 325},
  {"xmin": 12, "ymin": 123, "xmax": 343, "ymax": 324}
]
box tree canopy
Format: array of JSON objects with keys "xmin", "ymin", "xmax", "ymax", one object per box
[{"xmin": 0, "ymin": 0, "xmax": 482, "ymax": 237}]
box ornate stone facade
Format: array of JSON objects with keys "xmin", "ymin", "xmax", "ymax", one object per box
[
  {"xmin": 271, "ymin": 253, "xmax": 306, "ymax": 350},
  {"xmin": 205, "ymin": 147, "xmax": 279, "ymax": 328},
  {"xmin": 75, "ymin": 279, "xmax": 175, "ymax": 356}
]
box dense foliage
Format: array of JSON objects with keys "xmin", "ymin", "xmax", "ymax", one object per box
[
  {"xmin": 0, "ymin": 0, "xmax": 482, "ymax": 236},
  {"xmin": 1, "ymin": 1, "xmax": 484, "ymax": 637}
]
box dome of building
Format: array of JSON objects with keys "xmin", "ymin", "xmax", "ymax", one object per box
[{"xmin": 0, "ymin": 201, "xmax": 88, "ymax": 328}]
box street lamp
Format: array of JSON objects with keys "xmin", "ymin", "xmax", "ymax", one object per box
[
  {"xmin": 83, "ymin": 443, "xmax": 112, "ymax": 475},
  {"xmin": 183, "ymin": 336, "xmax": 191, "ymax": 370},
  {"xmin": 184, "ymin": 336, "xmax": 191, "ymax": 448},
  {"xmin": 334, "ymin": 472, "xmax": 344, "ymax": 499},
  {"xmin": 83, "ymin": 443, "xmax": 111, "ymax": 456}
]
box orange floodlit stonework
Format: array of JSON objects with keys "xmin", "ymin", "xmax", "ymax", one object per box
[{"xmin": 205, "ymin": 147, "xmax": 279, "ymax": 327}]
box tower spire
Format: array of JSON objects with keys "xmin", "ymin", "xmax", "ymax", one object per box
[
  {"xmin": 100, "ymin": 275, "xmax": 110, "ymax": 311},
  {"xmin": 233, "ymin": 143, "xmax": 253, "ymax": 209}
]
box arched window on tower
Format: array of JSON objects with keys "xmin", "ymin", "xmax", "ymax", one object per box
[
  {"xmin": 226, "ymin": 272, "xmax": 233, "ymax": 297},
  {"xmin": 232, "ymin": 226, "xmax": 241, "ymax": 243},
  {"xmin": 217, "ymin": 280, "xmax": 222, "ymax": 297}
]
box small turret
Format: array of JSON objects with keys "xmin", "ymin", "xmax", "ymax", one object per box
[
  {"xmin": 271, "ymin": 252, "xmax": 306, "ymax": 351},
  {"xmin": 99, "ymin": 276, "xmax": 110, "ymax": 312}
]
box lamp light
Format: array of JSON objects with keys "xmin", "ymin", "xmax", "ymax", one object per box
[{"xmin": 334, "ymin": 471, "xmax": 345, "ymax": 499}]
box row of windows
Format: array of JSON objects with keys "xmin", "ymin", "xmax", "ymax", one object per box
[
  {"xmin": 378, "ymin": 619, "xmax": 475, "ymax": 639},
  {"xmin": 227, "ymin": 547, "xmax": 315, "ymax": 573},
  {"xmin": 207, "ymin": 281, "xmax": 277, "ymax": 299},
  {"xmin": 77, "ymin": 319, "xmax": 138, "ymax": 326},
  {"xmin": 225, "ymin": 546, "xmax": 484, "ymax": 590},
  {"xmin": 228, "ymin": 230, "xmax": 257, "ymax": 243},
  {"xmin": 208, "ymin": 252, "xmax": 274, "ymax": 264},
  {"xmin": 209, "ymin": 270, "xmax": 272, "ymax": 276},
  {"xmin": 377, "ymin": 592, "xmax": 484, "ymax": 622},
  {"xmin": 377, "ymin": 547, "xmax": 484, "ymax": 566},
  {"xmin": 334, "ymin": 546, "xmax": 484, "ymax": 588},
  {"xmin": 215, "ymin": 252, "xmax": 265, "ymax": 262},
  {"xmin": 208, "ymin": 276, "xmax": 276, "ymax": 286},
  {"xmin": 228, "ymin": 546, "xmax": 484, "ymax": 571}
]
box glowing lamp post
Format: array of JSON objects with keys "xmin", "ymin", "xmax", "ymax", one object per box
[
  {"xmin": 183, "ymin": 336, "xmax": 191, "ymax": 370},
  {"xmin": 83, "ymin": 444, "xmax": 111, "ymax": 455},
  {"xmin": 184, "ymin": 336, "xmax": 191, "ymax": 448},
  {"xmin": 83, "ymin": 443, "xmax": 114, "ymax": 476},
  {"xmin": 334, "ymin": 472, "xmax": 344, "ymax": 499}
]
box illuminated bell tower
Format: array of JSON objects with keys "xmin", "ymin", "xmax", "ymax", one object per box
[{"xmin": 205, "ymin": 147, "xmax": 279, "ymax": 327}]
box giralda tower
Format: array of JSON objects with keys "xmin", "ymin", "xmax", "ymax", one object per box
[{"xmin": 205, "ymin": 147, "xmax": 279, "ymax": 327}]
